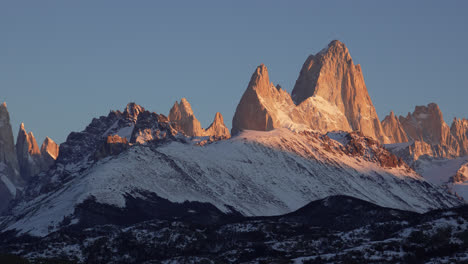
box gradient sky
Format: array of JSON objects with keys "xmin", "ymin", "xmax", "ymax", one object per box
[{"xmin": 1, "ymin": 1, "xmax": 467, "ymax": 144}]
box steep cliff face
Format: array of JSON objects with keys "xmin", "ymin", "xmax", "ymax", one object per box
[
  {"xmin": 231, "ymin": 63, "xmax": 352, "ymax": 136},
  {"xmin": 205, "ymin": 112, "xmax": 230, "ymax": 139},
  {"xmin": 395, "ymin": 103, "xmax": 461, "ymax": 159},
  {"xmin": 169, "ymin": 98, "xmax": 230, "ymax": 138},
  {"xmin": 169, "ymin": 98, "xmax": 204, "ymax": 137},
  {"xmin": 16, "ymin": 124, "xmax": 60, "ymax": 181},
  {"xmin": 384, "ymin": 103, "xmax": 468, "ymax": 166},
  {"xmin": 16, "ymin": 123, "xmax": 42, "ymax": 180},
  {"xmin": 40, "ymin": 137, "xmax": 59, "ymax": 170},
  {"xmin": 232, "ymin": 41, "xmax": 388, "ymax": 143},
  {"xmin": 451, "ymin": 118, "xmax": 468, "ymax": 156},
  {"xmin": 382, "ymin": 111, "xmax": 408, "ymax": 144},
  {"xmin": 0, "ymin": 103, "xmax": 21, "ymax": 212},
  {"xmin": 292, "ymin": 40, "xmax": 388, "ymax": 143}
]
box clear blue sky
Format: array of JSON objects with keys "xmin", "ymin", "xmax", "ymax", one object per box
[{"xmin": 1, "ymin": 1, "xmax": 467, "ymax": 144}]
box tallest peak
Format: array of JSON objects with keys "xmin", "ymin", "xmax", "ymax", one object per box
[
  {"xmin": 319, "ymin": 40, "xmax": 349, "ymax": 57},
  {"xmin": 328, "ymin": 39, "xmax": 345, "ymax": 47}
]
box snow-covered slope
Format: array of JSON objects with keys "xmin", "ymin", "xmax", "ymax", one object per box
[
  {"xmin": 411, "ymin": 156, "xmax": 468, "ymax": 200},
  {"xmin": 2, "ymin": 128, "xmax": 461, "ymax": 237}
]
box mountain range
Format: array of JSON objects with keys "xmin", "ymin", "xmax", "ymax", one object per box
[{"xmin": 0, "ymin": 40, "xmax": 468, "ymax": 263}]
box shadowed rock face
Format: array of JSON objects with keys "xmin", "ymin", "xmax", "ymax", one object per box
[
  {"xmin": 169, "ymin": 98, "xmax": 230, "ymax": 138},
  {"xmin": 451, "ymin": 118, "xmax": 468, "ymax": 156},
  {"xmin": 16, "ymin": 123, "xmax": 42, "ymax": 181},
  {"xmin": 41, "ymin": 137, "xmax": 59, "ymax": 169},
  {"xmin": 0, "ymin": 103, "xmax": 20, "ymax": 181},
  {"xmin": 0, "ymin": 103, "xmax": 20, "ymax": 212},
  {"xmin": 16, "ymin": 124, "xmax": 59, "ymax": 181}
]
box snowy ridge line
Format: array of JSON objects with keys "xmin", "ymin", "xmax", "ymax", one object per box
[{"xmin": 1, "ymin": 128, "xmax": 461, "ymax": 237}]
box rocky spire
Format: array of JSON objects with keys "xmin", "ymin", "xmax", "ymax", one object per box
[
  {"xmin": 41, "ymin": 137, "xmax": 59, "ymax": 169},
  {"xmin": 0, "ymin": 103, "xmax": 20, "ymax": 182},
  {"xmin": 205, "ymin": 112, "xmax": 230, "ymax": 139},
  {"xmin": 451, "ymin": 118, "xmax": 468, "ymax": 156},
  {"xmin": 123, "ymin": 102, "xmax": 145, "ymax": 122},
  {"xmin": 399, "ymin": 103, "xmax": 453, "ymax": 145},
  {"xmin": 382, "ymin": 111, "xmax": 408, "ymax": 143},
  {"xmin": 169, "ymin": 98, "xmax": 231, "ymax": 138},
  {"xmin": 169, "ymin": 98, "xmax": 204, "ymax": 137},
  {"xmin": 16, "ymin": 123, "xmax": 42, "ymax": 180},
  {"xmin": 0, "ymin": 102, "xmax": 21, "ymax": 212},
  {"xmin": 396, "ymin": 103, "xmax": 461, "ymax": 159},
  {"xmin": 231, "ymin": 64, "xmax": 288, "ymax": 135},
  {"xmin": 291, "ymin": 40, "xmax": 388, "ymax": 143}
]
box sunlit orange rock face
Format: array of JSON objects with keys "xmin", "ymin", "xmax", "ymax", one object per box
[
  {"xmin": 382, "ymin": 111, "xmax": 408, "ymax": 144},
  {"xmin": 16, "ymin": 123, "xmax": 42, "ymax": 180},
  {"xmin": 41, "ymin": 137, "xmax": 59, "ymax": 169},
  {"xmin": 451, "ymin": 118, "xmax": 468, "ymax": 155},
  {"xmin": 291, "ymin": 40, "xmax": 388, "ymax": 143},
  {"xmin": 205, "ymin": 112, "xmax": 230, "ymax": 139},
  {"xmin": 232, "ymin": 40, "xmax": 387, "ymax": 143},
  {"xmin": 169, "ymin": 98, "xmax": 230, "ymax": 139},
  {"xmin": 95, "ymin": 134, "xmax": 129, "ymax": 159},
  {"xmin": 385, "ymin": 103, "xmax": 468, "ymax": 160},
  {"xmin": 16, "ymin": 124, "xmax": 60, "ymax": 180}
]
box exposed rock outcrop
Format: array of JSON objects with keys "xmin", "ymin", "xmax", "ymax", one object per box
[
  {"xmin": 41, "ymin": 137, "xmax": 59, "ymax": 170},
  {"xmin": 0, "ymin": 103, "xmax": 21, "ymax": 212},
  {"xmin": 231, "ymin": 63, "xmax": 351, "ymax": 136},
  {"xmin": 16, "ymin": 123, "xmax": 42, "ymax": 181},
  {"xmin": 16, "ymin": 124, "xmax": 60, "ymax": 181},
  {"xmin": 232, "ymin": 41, "xmax": 388, "ymax": 143},
  {"xmin": 451, "ymin": 118, "xmax": 468, "ymax": 156},
  {"xmin": 382, "ymin": 111, "xmax": 408, "ymax": 143},
  {"xmin": 169, "ymin": 98, "xmax": 205, "ymax": 137},
  {"xmin": 385, "ymin": 103, "xmax": 468, "ymax": 162},
  {"xmin": 94, "ymin": 134, "xmax": 129, "ymax": 159},
  {"xmin": 397, "ymin": 103, "xmax": 461, "ymax": 159},
  {"xmin": 169, "ymin": 98, "xmax": 230, "ymax": 138},
  {"xmin": 205, "ymin": 112, "xmax": 230, "ymax": 139},
  {"xmin": 291, "ymin": 40, "xmax": 388, "ymax": 143}
]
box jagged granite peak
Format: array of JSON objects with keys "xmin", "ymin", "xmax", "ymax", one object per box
[
  {"xmin": 0, "ymin": 102, "xmax": 21, "ymax": 212},
  {"xmin": 399, "ymin": 103, "xmax": 450, "ymax": 145},
  {"xmin": 232, "ymin": 64, "xmax": 310, "ymax": 135},
  {"xmin": 398, "ymin": 103, "xmax": 462, "ymax": 158},
  {"xmin": 169, "ymin": 98, "xmax": 204, "ymax": 137},
  {"xmin": 291, "ymin": 40, "xmax": 388, "ymax": 143},
  {"xmin": 0, "ymin": 103, "xmax": 20, "ymax": 181},
  {"xmin": 40, "ymin": 137, "xmax": 59, "ymax": 170},
  {"xmin": 205, "ymin": 112, "xmax": 230, "ymax": 139},
  {"xmin": 451, "ymin": 118, "xmax": 468, "ymax": 156},
  {"xmin": 232, "ymin": 62, "xmax": 353, "ymax": 136},
  {"xmin": 382, "ymin": 111, "xmax": 409, "ymax": 143},
  {"xmin": 169, "ymin": 98, "xmax": 229, "ymax": 138},
  {"xmin": 41, "ymin": 137, "xmax": 59, "ymax": 160},
  {"xmin": 94, "ymin": 134, "xmax": 129, "ymax": 160},
  {"xmin": 123, "ymin": 102, "xmax": 145, "ymax": 122},
  {"xmin": 386, "ymin": 103, "xmax": 467, "ymax": 162},
  {"xmin": 16, "ymin": 123, "xmax": 43, "ymax": 181}
]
